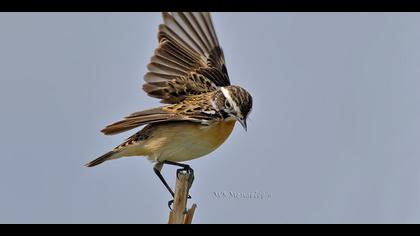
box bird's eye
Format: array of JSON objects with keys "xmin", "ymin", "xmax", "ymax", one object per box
[{"xmin": 225, "ymin": 100, "xmax": 232, "ymax": 109}]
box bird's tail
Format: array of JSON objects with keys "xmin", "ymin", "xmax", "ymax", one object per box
[{"xmin": 85, "ymin": 150, "xmax": 121, "ymax": 167}]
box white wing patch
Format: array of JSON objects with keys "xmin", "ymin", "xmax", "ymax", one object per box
[{"xmin": 203, "ymin": 110, "xmax": 216, "ymax": 115}]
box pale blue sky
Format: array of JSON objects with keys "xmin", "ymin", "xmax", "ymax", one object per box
[{"xmin": 1, "ymin": 13, "xmax": 420, "ymax": 223}]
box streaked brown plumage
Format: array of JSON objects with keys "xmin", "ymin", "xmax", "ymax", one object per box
[{"xmin": 85, "ymin": 12, "xmax": 253, "ymax": 199}]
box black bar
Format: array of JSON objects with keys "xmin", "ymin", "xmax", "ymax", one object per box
[{"xmin": 0, "ymin": 0, "xmax": 418, "ymax": 12}]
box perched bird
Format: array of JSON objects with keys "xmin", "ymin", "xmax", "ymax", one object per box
[{"xmin": 86, "ymin": 12, "xmax": 253, "ymax": 198}]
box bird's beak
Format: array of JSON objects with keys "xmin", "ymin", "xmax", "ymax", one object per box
[{"xmin": 237, "ymin": 118, "xmax": 247, "ymax": 131}]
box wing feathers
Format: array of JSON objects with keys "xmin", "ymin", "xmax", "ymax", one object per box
[
  {"xmin": 164, "ymin": 12, "xmax": 206, "ymax": 56},
  {"xmin": 101, "ymin": 105, "xmax": 218, "ymax": 136},
  {"xmin": 201, "ymin": 12, "xmax": 220, "ymax": 47},
  {"xmin": 101, "ymin": 108, "xmax": 174, "ymax": 135},
  {"xmin": 143, "ymin": 12, "xmax": 230, "ymax": 104},
  {"xmin": 159, "ymin": 25, "xmax": 204, "ymax": 63},
  {"xmin": 100, "ymin": 13, "xmax": 231, "ymax": 137},
  {"xmin": 150, "ymin": 54, "xmax": 191, "ymax": 73},
  {"xmin": 147, "ymin": 62, "xmax": 186, "ymax": 77},
  {"xmin": 177, "ymin": 13, "xmax": 209, "ymax": 54}
]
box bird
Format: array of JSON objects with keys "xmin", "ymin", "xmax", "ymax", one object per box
[{"xmin": 85, "ymin": 12, "xmax": 253, "ymax": 200}]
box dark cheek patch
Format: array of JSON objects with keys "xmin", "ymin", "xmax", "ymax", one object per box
[{"xmin": 138, "ymin": 134, "xmax": 149, "ymax": 141}]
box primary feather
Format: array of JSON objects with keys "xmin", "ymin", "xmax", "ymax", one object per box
[{"xmin": 143, "ymin": 12, "xmax": 230, "ymax": 104}]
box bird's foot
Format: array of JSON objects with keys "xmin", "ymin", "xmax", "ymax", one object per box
[
  {"xmin": 167, "ymin": 200, "xmax": 189, "ymax": 214},
  {"xmin": 176, "ymin": 166, "xmax": 194, "ymax": 178},
  {"xmin": 168, "ymin": 200, "xmax": 174, "ymax": 210},
  {"xmin": 177, "ymin": 166, "xmax": 194, "ymax": 199}
]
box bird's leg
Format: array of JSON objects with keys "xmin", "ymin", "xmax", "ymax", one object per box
[
  {"xmin": 162, "ymin": 161, "xmax": 194, "ymax": 199},
  {"xmin": 154, "ymin": 161, "xmax": 195, "ymax": 210},
  {"xmin": 153, "ymin": 163, "xmax": 175, "ymax": 198},
  {"xmin": 153, "ymin": 163, "xmax": 177, "ymax": 210}
]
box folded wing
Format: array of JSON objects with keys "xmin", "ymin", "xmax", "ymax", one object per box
[{"xmin": 101, "ymin": 93, "xmax": 222, "ymax": 135}]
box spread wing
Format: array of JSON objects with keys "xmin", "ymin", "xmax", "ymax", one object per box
[
  {"xmin": 143, "ymin": 12, "xmax": 230, "ymax": 104},
  {"xmin": 101, "ymin": 93, "xmax": 222, "ymax": 135}
]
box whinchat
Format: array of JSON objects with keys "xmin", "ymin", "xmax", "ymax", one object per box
[{"xmin": 86, "ymin": 12, "xmax": 253, "ymax": 199}]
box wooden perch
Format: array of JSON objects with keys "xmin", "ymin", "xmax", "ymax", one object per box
[{"xmin": 168, "ymin": 171, "xmax": 197, "ymax": 224}]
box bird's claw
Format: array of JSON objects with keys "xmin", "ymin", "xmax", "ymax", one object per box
[
  {"xmin": 168, "ymin": 199, "xmax": 189, "ymax": 214},
  {"xmin": 176, "ymin": 167, "xmax": 194, "ymax": 179},
  {"xmin": 168, "ymin": 200, "xmax": 174, "ymax": 210}
]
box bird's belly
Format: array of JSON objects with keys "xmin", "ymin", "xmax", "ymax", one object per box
[{"xmin": 144, "ymin": 120, "xmax": 236, "ymax": 162}]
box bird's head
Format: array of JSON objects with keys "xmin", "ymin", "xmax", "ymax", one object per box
[{"xmin": 219, "ymin": 86, "xmax": 253, "ymax": 131}]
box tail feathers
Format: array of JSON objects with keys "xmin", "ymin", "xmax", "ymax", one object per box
[{"xmin": 85, "ymin": 151, "xmax": 120, "ymax": 167}]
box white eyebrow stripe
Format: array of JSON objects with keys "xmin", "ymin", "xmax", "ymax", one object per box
[{"xmin": 221, "ymin": 87, "xmax": 241, "ymax": 115}]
